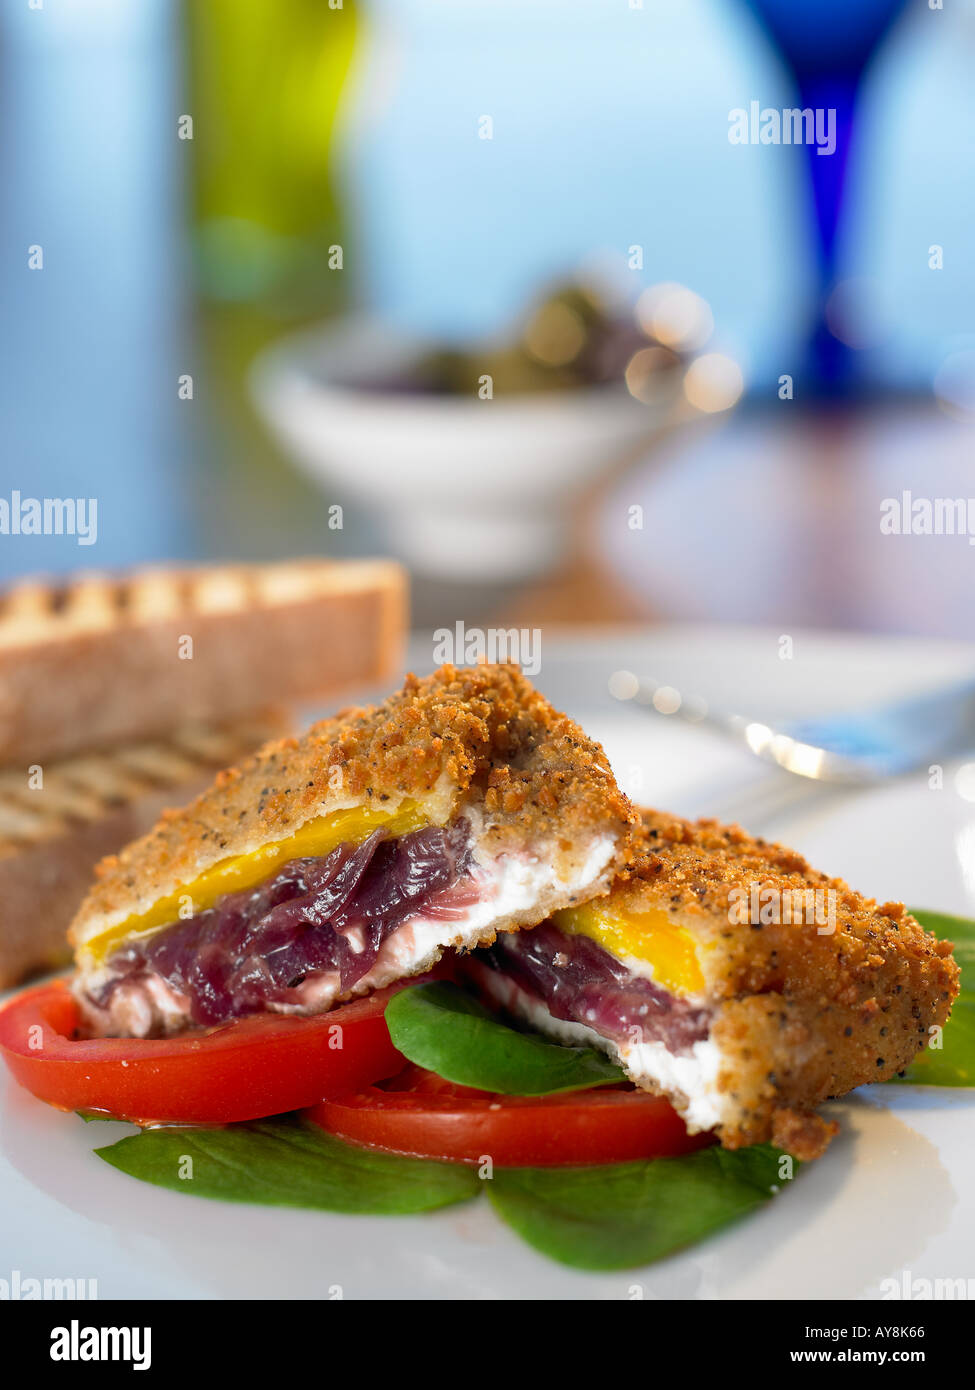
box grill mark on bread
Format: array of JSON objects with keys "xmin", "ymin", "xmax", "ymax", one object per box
[
  {"xmin": 0, "ymin": 710, "xmax": 292, "ymax": 990},
  {"xmin": 0, "ymin": 560, "xmax": 401, "ymax": 644},
  {"xmin": 0, "ymin": 715, "xmax": 288, "ymax": 858},
  {"xmin": 0, "ymin": 560, "xmax": 407, "ymax": 764}
]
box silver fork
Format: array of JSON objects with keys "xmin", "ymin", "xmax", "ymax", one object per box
[{"xmin": 616, "ymin": 675, "xmax": 975, "ymax": 786}]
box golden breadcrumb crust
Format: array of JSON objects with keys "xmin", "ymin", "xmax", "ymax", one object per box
[
  {"xmin": 70, "ymin": 664, "xmax": 635, "ymax": 949},
  {"xmin": 610, "ymin": 810, "xmax": 959, "ymax": 1159}
]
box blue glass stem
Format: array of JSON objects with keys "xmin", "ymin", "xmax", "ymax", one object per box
[{"xmin": 796, "ymin": 75, "xmax": 859, "ymax": 393}]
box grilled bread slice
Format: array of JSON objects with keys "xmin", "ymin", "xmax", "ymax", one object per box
[
  {"xmin": 0, "ymin": 711, "xmax": 289, "ymax": 989},
  {"xmin": 71, "ymin": 664, "xmax": 637, "ymax": 1037},
  {"xmin": 472, "ymin": 808, "xmax": 959, "ymax": 1159},
  {"xmin": 0, "ymin": 559, "xmax": 405, "ymax": 764}
]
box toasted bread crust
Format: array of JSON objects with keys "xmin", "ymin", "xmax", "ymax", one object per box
[
  {"xmin": 70, "ymin": 665, "xmax": 636, "ymax": 951},
  {"xmin": 614, "ymin": 811, "xmax": 960, "ymax": 1158},
  {"xmin": 0, "ymin": 559, "xmax": 406, "ymax": 764}
]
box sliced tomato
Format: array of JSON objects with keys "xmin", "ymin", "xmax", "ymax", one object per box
[
  {"xmin": 0, "ymin": 980, "xmax": 406, "ymax": 1125},
  {"xmin": 305, "ymin": 1063, "xmax": 713, "ymax": 1166}
]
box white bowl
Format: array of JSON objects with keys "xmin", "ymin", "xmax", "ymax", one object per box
[{"xmin": 249, "ymin": 314, "xmax": 683, "ymax": 581}]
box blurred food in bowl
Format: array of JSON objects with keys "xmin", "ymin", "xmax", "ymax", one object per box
[
  {"xmin": 251, "ymin": 277, "xmax": 739, "ymax": 584},
  {"xmin": 345, "ymin": 281, "xmax": 684, "ymax": 399}
]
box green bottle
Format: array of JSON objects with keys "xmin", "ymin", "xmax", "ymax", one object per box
[{"xmin": 185, "ymin": 0, "xmax": 358, "ymax": 318}]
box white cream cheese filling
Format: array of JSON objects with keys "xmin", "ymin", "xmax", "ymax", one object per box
[
  {"xmin": 78, "ymin": 829, "xmax": 618, "ymax": 1038},
  {"xmin": 478, "ymin": 968, "xmax": 731, "ymax": 1133}
]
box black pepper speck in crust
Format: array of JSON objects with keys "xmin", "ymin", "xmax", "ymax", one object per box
[
  {"xmin": 69, "ymin": 664, "xmax": 637, "ymax": 951},
  {"xmin": 581, "ymin": 809, "xmax": 960, "ymax": 1160}
]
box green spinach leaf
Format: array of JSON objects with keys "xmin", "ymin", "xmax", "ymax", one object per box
[
  {"xmin": 893, "ymin": 909, "xmax": 975, "ymax": 1086},
  {"xmin": 95, "ymin": 1117, "xmax": 480, "ymax": 1213},
  {"xmin": 384, "ymin": 980, "xmax": 625, "ymax": 1094},
  {"xmin": 488, "ymin": 1144, "xmax": 791, "ymax": 1270}
]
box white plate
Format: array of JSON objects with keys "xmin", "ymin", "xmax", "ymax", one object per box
[{"xmin": 3, "ymin": 626, "xmax": 974, "ymax": 1300}]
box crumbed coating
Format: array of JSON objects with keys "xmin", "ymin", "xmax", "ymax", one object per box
[
  {"xmin": 69, "ymin": 664, "xmax": 636, "ymax": 950},
  {"xmin": 605, "ymin": 810, "xmax": 959, "ymax": 1159}
]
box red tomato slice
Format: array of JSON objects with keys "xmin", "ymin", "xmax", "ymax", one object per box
[
  {"xmin": 0, "ymin": 980, "xmax": 406, "ymax": 1125},
  {"xmin": 305, "ymin": 1063, "xmax": 713, "ymax": 1166}
]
